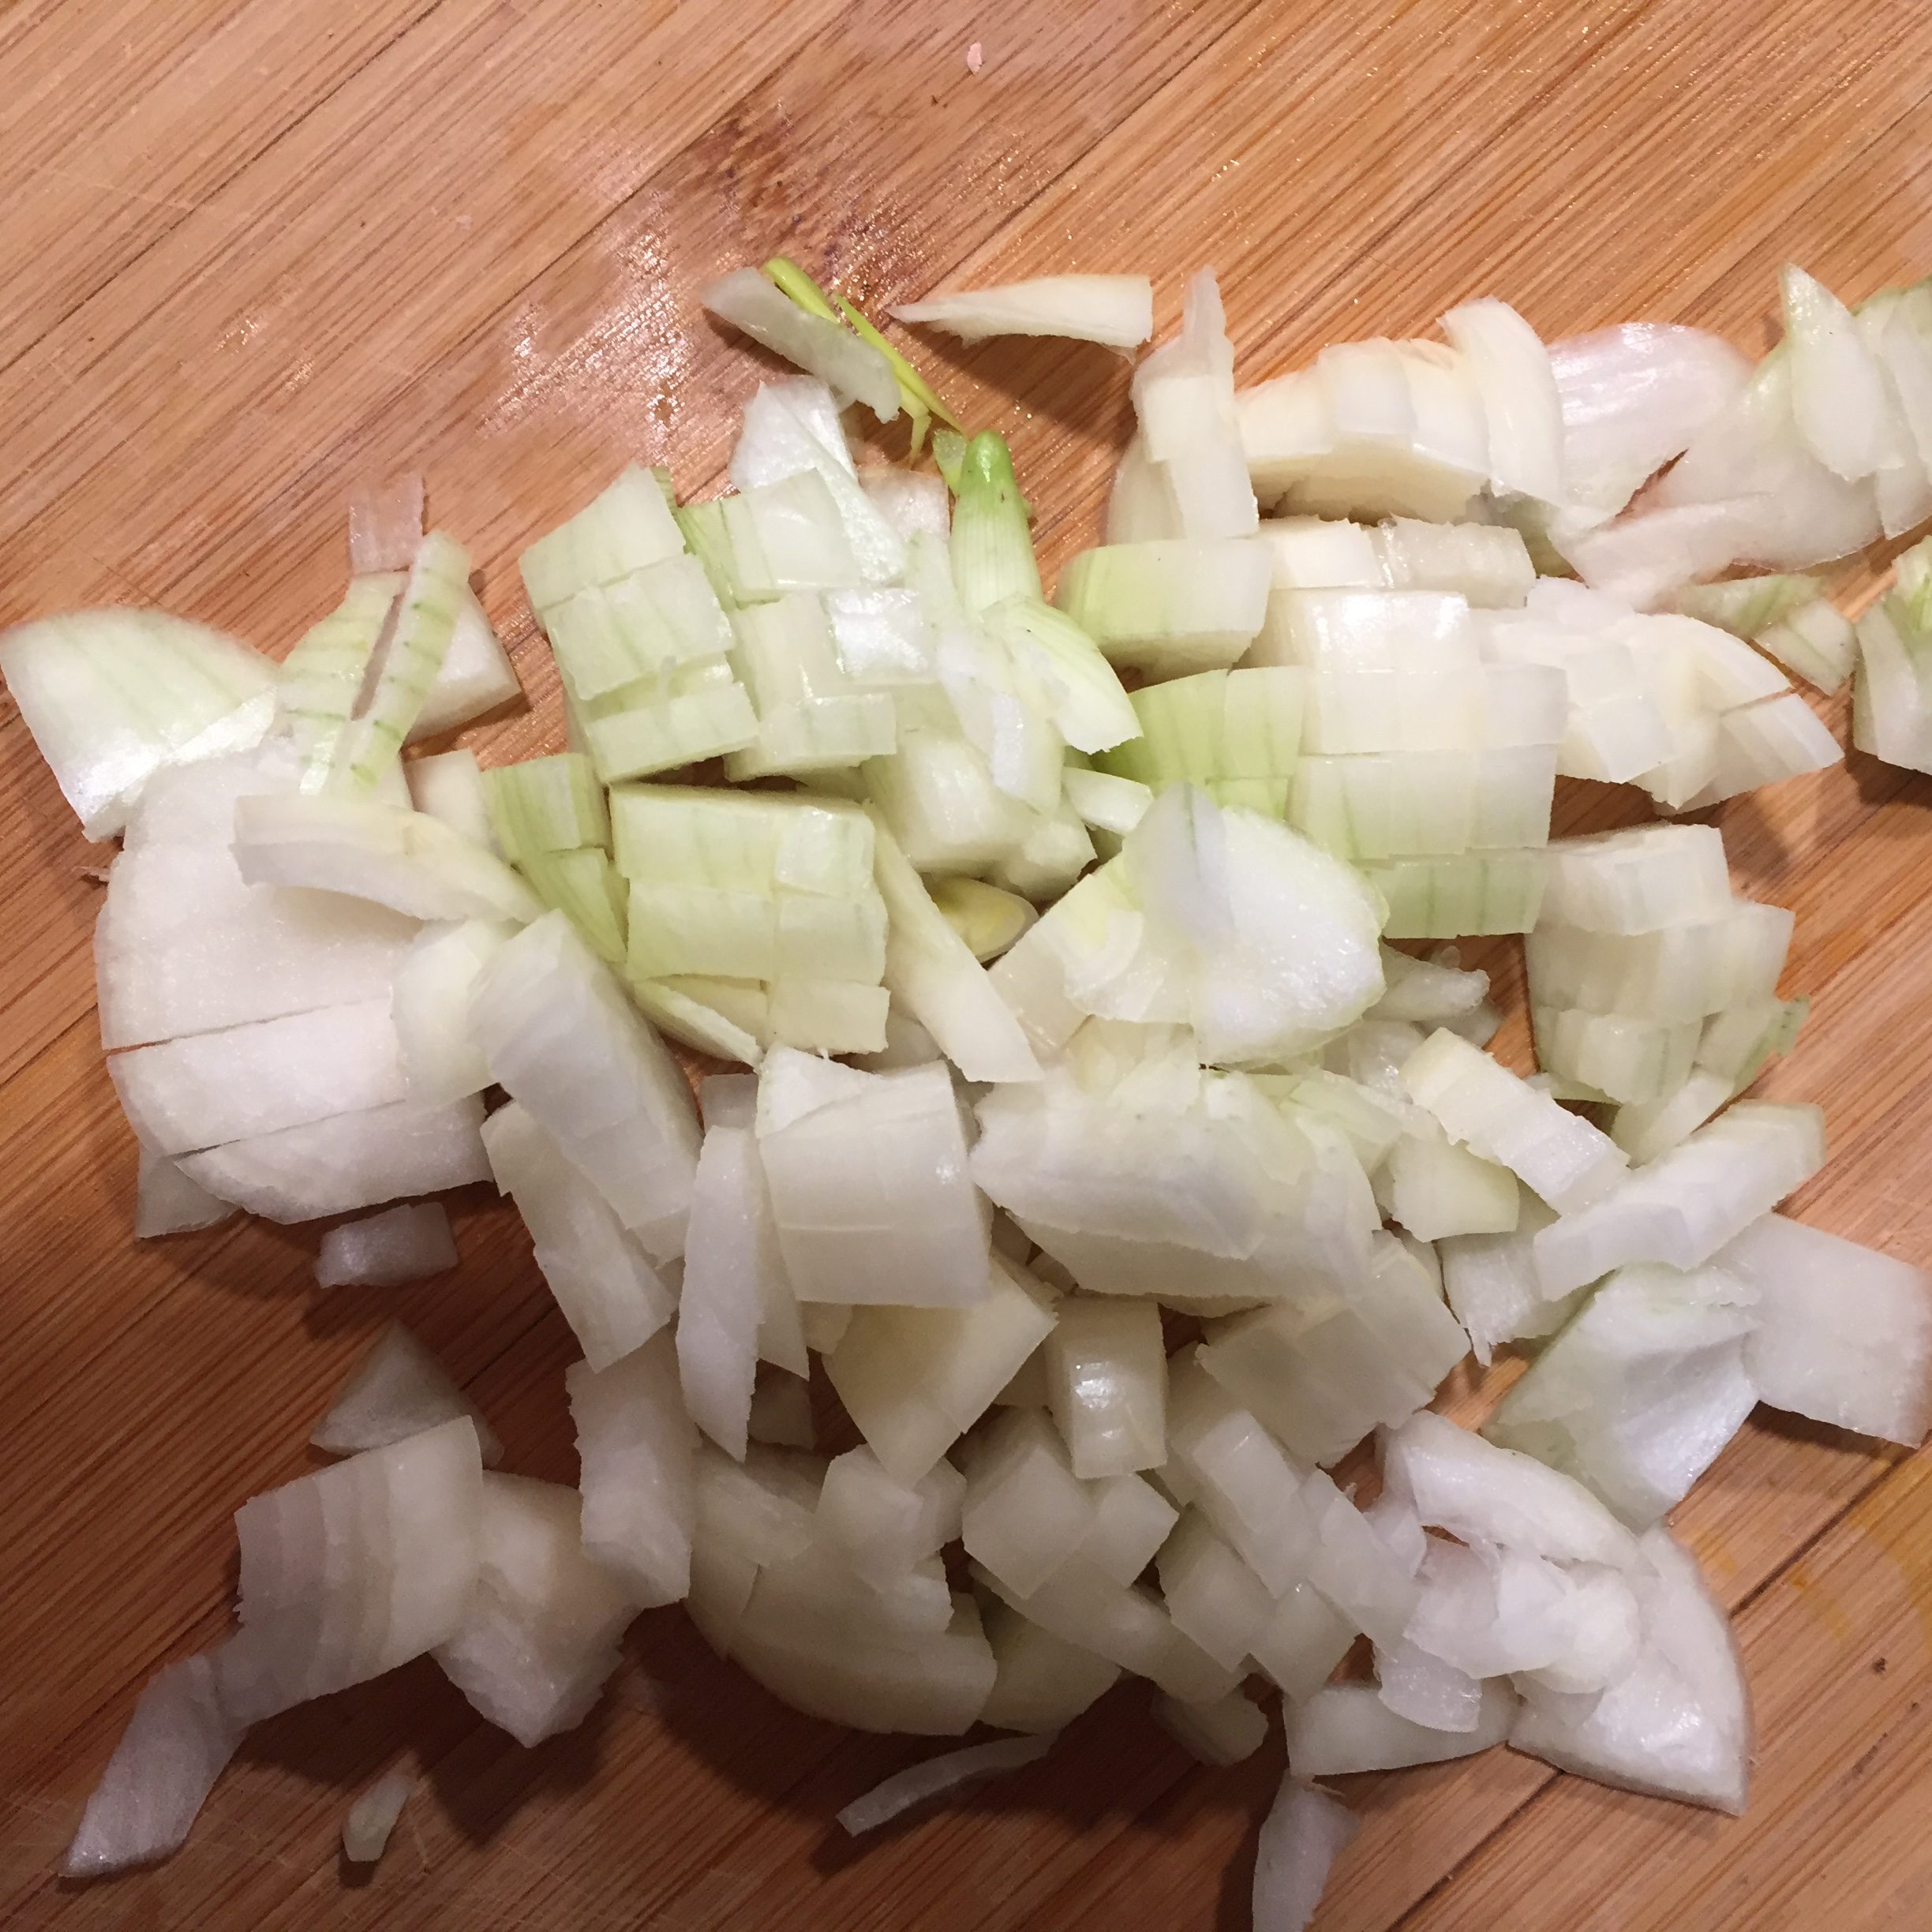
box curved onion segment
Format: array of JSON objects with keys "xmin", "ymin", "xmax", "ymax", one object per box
[
  {"xmin": 310, "ymin": 1321, "xmax": 502, "ymax": 1465},
  {"xmin": 1252, "ymin": 1777, "xmax": 1361, "ymax": 1932},
  {"xmin": 837, "ymin": 1732, "xmax": 1055, "ymax": 1836},
  {"xmin": 219, "ymin": 1417, "xmax": 485, "ymax": 1725},
  {"xmin": 894, "ymin": 275, "xmax": 1154, "ymax": 349}
]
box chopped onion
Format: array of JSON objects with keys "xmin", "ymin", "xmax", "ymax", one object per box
[
  {"xmin": 1441, "ymin": 298, "xmax": 1566, "ymax": 505},
  {"xmin": 837, "ymin": 1732, "xmax": 1055, "ymax": 1837},
  {"xmin": 314, "ymin": 1202, "xmax": 458, "ymax": 1289},
  {"xmin": 341, "ymin": 1771, "xmax": 414, "ymax": 1866},
  {"xmin": 704, "ymin": 268, "xmax": 900, "ymax": 421},
  {"xmin": 176, "ymin": 1095, "xmax": 490, "ymax": 1223},
  {"xmin": 61, "ymin": 1653, "xmax": 245, "ymax": 1878},
  {"xmin": 219, "ymin": 1417, "xmax": 485, "ymax": 1724},
  {"xmin": 894, "ymin": 274, "xmax": 1153, "ymax": 348},
  {"xmin": 1151, "ymin": 1687, "xmax": 1268, "ymax": 1765},
  {"xmin": 1286, "ymin": 1679, "xmax": 1515, "ymax": 1776},
  {"xmin": 133, "ymin": 1145, "xmax": 237, "ymax": 1237},
  {"xmin": 1719, "ymin": 1214, "xmax": 1932, "ymax": 1443},
  {"xmin": 310, "ymin": 1320, "xmax": 501, "ymax": 1464},
  {"xmin": 817, "ymin": 1446, "xmax": 965, "ymax": 1586},
  {"xmin": 433, "ymin": 1473, "xmax": 635, "ymax": 1745},
  {"xmin": 1509, "ymin": 1525, "xmax": 1750, "ymax": 1812},
  {"xmin": 0, "ymin": 608, "xmax": 276, "ymax": 839},
  {"xmin": 567, "ymin": 1333, "xmax": 696, "ymax": 1608},
  {"xmin": 1044, "ymin": 1297, "xmax": 1166, "ymax": 1478},
  {"xmin": 978, "ymin": 1596, "xmax": 1121, "ymax": 1732},
  {"xmin": 482, "ymin": 1100, "xmax": 676, "ymax": 1369},
  {"xmin": 407, "ymin": 747, "xmax": 499, "ymax": 852},
  {"xmin": 1252, "ymin": 1779, "xmax": 1360, "ymax": 1932}
]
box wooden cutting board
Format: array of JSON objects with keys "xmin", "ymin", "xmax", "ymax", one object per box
[{"xmin": 5, "ymin": 2, "xmax": 1932, "ymax": 1926}]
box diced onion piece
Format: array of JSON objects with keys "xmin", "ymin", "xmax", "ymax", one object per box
[
  {"xmin": 1096, "ymin": 665, "xmax": 1305, "ymax": 812},
  {"xmin": 1718, "ymin": 1214, "xmax": 1932, "ymax": 1443},
  {"xmin": 0, "ymin": 608, "xmax": 277, "ymax": 840},
  {"xmin": 1044, "ymin": 1297, "xmax": 1166, "ymax": 1478},
  {"xmin": 1437, "ymin": 1199, "xmax": 1576, "ymax": 1365},
  {"xmin": 1383, "ymin": 1125, "xmax": 1521, "ymax": 1241},
  {"xmin": 678, "ymin": 1121, "xmax": 783, "ymax": 1459},
  {"xmin": 134, "ymin": 1146, "xmax": 237, "ymax": 1237},
  {"xmin": 329, "ymin": 532, "xmax": 470, "ymax": 791},
  {"xmin": 406, "ymin": 747, "xmax": 498, "ymax": 852},
  {"xmin": 60, "ymin": 1653, "xmax": 245, "ymax": 1878},
  {"xmin": 961, "ymin": 1408, "xmax": 1099, "ymax": 1598},
  {"xmin": 411, "ymin": 579, "xmax": 522, "ymax": 739},
  {"xmin": 1375, "ymin": 1638, "xmax": 1485, "ymax": 1733},
  {"xmin": 110, "ymin": 997, "xmax": 408, "ymax": 1155},
  {"xmin": 232, "ymin": 791, "xmax": 540, "ymax": 924},
  {"xmin": 472, "ymin": 912, "xmax": 700, "ymax": 1258},
  {"xmin": 894, "ymin": 274, "xmax": 1153, "ymax": 348},
  {"xmin": 1056, "ymin": 538, "xmax": 1271, "ymax": 678},
  {"xmin": 1755, "ymin": 595, "xmax": 1855, "ymax": 695},
  {"xmin": 826, "ymin": 1256, "xmax": 1059, "ymax": 1486},
  {"xmin": 520, "ymin": 466, "xmax": 687, "ymax": 614},
  {"xmin": 1252, "ymin": 1778, "xmax": 1360, "ymax": 1932},
  {"xmin": 177, "ymin": 1095, "xmax": 490, "ymax": 1223},
  {"xmin": 341, "ymin": 1772, "xmax": 414, "ymax": 1866},
  {"xmin": 391, "ymin": 917, "xmax": 515, "ymax": 1102},
  {"xmin": 1286, "ymin": 1679, "xmax": 1516, "ymax": 1776},
  {"xmin": 1510, "ymin": 1525, "xmax": 1750, "ymax": 1812},
  {"xmin": 310, "ymin": 1319, "xmax": 500, "ymax": 1463},
  {"xmin": 1132, "ymin": 268, "xmax": 1257, "ymax": 541},
  {"xmin": 1441, "ymin": 298, "xmax": 1565, "ymax": 504},
  {"xmin": 930, "ymin": 875, "xmax": 1037, "ymax": 963},
  {"xmin": 567, "ymin": 1333, "xmax": 696, "ymax": 1608},
  {"xmin": 1781, "ymin": 263, "xmax": 1891, "ymax": 482},
  {"xmin": 728, "ymin": 378, "xmax": 904, "ymax": 589},
  {"xmin": 978, "ymin": 1596, "xmax": 1121, "ymax": 1733},
  {"xmin": 1540, "ymin": 823, "xmax": 1732, "ymax": 933},
  {"xmin": 816, "ymin": 1445, "xmax": 965, "ymax": 1584},
  {"xmin": 837, "ymin": 1731, "xmax": 1055, "ymax": 1839},
  {"xmin": 1401, "ymin": 1028, "xmax": 1627, "ymax": 1212},
  {"xmin": 1485, "ymin": 1260, "xmax": 1758, "ymax": 1527},
  {"xmin": 1549, "ymin": 323, "xmax": 1752, "ymax": 515},
  {"xmin": 482, "ymin": 753, "xmax": 608, "ymax": 864},
  {"xmin": 350, "ymin": 475, "xmax": 425, "ymax": 574},
  {"xmin": 278, "ymin": 575, "xmax": 400, "ymax": 785},
  {"xmin": 704, "ymin": 268, "xmax": 899, "ymax": 421},
  {"xmin": 314, "ymin": 1202, "xmax": 458, "ymax": 1290},
  {"xmin": 755, "ymin": 1050, "xmax": 990, "ymax": 1306},
  {"xmin": 1153, "ymin": 1688, "xmax": 1268, "ymax": 1765},
  {"xmin": 483, "ymin": 1100, "xmax": 676, "ymax": 1369},
  {"xmin": 432, "ymin": 1473, "xmax": 635, "ymax": 1746},
  {"xmin": 1157, "ymin": 1510, "xmax": 1275, "ymax": 1671},
  {"xmin": 1533, "ymin": 1101, "xmax": 1825, "ymax": 1297},
  {"xmin": 1384, "ymin": 1410, "xmax": 1638, "ymax": 1567},
  {"xmin": 219, "ymin": 1418, "xmax": 485, "ymax": 1724}
]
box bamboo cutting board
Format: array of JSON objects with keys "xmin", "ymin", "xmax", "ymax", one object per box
[{"xmin": 5, "ymin": 3, "xmax": 1932, "ymax": 1926}]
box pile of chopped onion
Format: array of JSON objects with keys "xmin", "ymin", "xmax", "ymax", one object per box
[{"xmin": 9, "ymin": 245, "xmax": 1932, "ymax": 1932}]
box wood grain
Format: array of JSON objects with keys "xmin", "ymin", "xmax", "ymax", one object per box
[{"xmin": 6, "ymin": 3, "xmax": 1932, "ymax": 1927}]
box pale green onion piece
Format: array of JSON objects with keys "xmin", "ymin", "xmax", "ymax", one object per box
[
  {"xmin": 725, "ymin": 592, "xmax": 899, "ymax": 779},
  {"xmin": 232, "ymin": 791, "xmax": 541, "ymax": 923},
  {"xmin": 1249, "ymin": 586, "xmax": 1481, "ymax": 674},
  {"xmin": 541, "ymin": 553, "xmax": 733, "ymax": 702},
  {"xmin": 930, "ymin": 877, "xmax": 1037, "ymax": 962},
  {"xmin": 1852, "ymin": 596, "xmax": 1932, "ymax": 769},
  {"xmin": 1365, "ymin": 850, "xmax": 1548, "ymax": 940},
  {"xmin": 702, "ymin": 267, "xmax": 900, "ymax": 421},
  {"xmin": 931, "ymin": 427, "xmax": 968, "ymax": 492},
  {"xmin": 610, "ymin": 783, "xmax": 874, "ymax": 893},
  {"xmin": 979, "ymin": 597, "xmax": 1139, "ymax": 754},
  {"xmin": 331, "ymin": 532, "xmax": 470, "ymax": 792},
  {"xmin": 674, "ymin": 499, "xmax": 743, "ymax": 611},
  {"xmin": 1055, "ymin": 538, "xmax": 1271, "ymax": 678},
  {"xmin": 520, "ymin": 466, "xmax": 687, "ymax": 614},
  {"xmin": 1289, "ymin": 747, "xmax": 1555, "ymax": 863},
  {"xmin": 575, "ymin": 658, "xmax": 759, "ymax": 783},
  {"xmin": 1672, "ymin": 574, "xmax": 1822, "ymax": 638},
  {"xmin": 277, "ymin": 575, "xmax": 401, "ymax": 788},
  {"xmin": 1096, "ymin": 666, "xmax": 1304, "ymax": 814},
  {"xmin": 623, "ymin": 972, "xmax": 763, "ymax": 1065},
  {"xmin": 1525, "ymin": 899, "xmax": 1792, "ymax": 1023},
  {"xmin": 950, "ymin": 433, "xmax": 1042, "ymax": 617},
  {"xmin": 893, "ymin": 274, "xmax": 1153, "ymax": 349},
  {"xmin": 1754, "ymin": 595, "xmax": 1853, "ymax": 694},
  {"xmin": 1533, "ymin": 1005, "xmax": 1698, "ymax": 1106},
  {"xmin": 0, "ymin": 608, "xmax": 277, "ymax": 839},
  {"xmin": 722, "ymin": 470, "xmax": 863, "ymax": 597},
  {"xmin": 481, "ymin": 753, "xmax": 609, "ymax": 863},
  {"xmin": 522, "ymin": 847, "xmax": 628, "ymax": 965},
  {"xmin": 862, "ymin": 724, "xmax": 1039, "ymax": 874}
]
